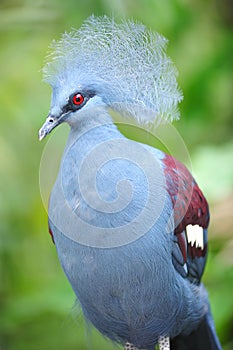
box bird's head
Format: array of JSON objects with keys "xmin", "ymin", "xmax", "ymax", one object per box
[
  {"xmin": 38, "ymin": 86, "xmax": 103, "ymax": 140},
  {"xmin": 39, "ymin": 16, "xmax": 183, "ymax": 140}
]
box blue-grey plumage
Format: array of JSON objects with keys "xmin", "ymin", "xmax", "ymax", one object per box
[{"xmin": 39, "ymin": 16, "xmax": 222, "ymax": 350}]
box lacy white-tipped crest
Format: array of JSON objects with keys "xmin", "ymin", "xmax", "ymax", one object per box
[{"xmin": 43, "ymin": 16, "xmax": 183, "ymax": 126}]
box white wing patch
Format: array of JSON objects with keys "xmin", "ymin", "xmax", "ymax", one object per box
[
  {"xmin": 186, "ymin": 224, "xmax": 204, "ymax": 250},
  {"xmin": 158, "ymin": 336, "xmax": 170, "ymax": 349},
  {"xmin": 124, "ymin": 343, "xmax": 137, "ymax": 350},
  {"xmin": 124, "ymin": 343, "xmax": 143, "ymax": 350},
  {"xmin": 124, "ymin": 337, "xmax": 170, "ymax": 350}
]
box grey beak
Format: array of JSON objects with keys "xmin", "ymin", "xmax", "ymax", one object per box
[{"xmin": 38, "ymin": 114, "xmax": 59, "ymax": 141}]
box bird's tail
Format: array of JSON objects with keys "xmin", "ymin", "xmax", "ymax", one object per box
[{"xmin": 170, "ymin": 312, "xmax": 222, "ymax": 350}]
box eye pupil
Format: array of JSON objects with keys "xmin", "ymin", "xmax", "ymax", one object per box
[{"xmin": 72, "ymin": 93, "xmax": 84, "ymax": 106}]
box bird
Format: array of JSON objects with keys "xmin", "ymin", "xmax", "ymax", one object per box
[{"xmin": 39, "ymin": 16, "xmax": 222, "ymax": 350}]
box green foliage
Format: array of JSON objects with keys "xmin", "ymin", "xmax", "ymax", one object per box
[{"xmin": 0, "ymin": 1, "xmax": 232, "ymax": 349}]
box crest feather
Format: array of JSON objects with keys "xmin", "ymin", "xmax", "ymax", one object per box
[{"xmin": 43, "ymin": 15, "xmax": 183, "ymax": 126}]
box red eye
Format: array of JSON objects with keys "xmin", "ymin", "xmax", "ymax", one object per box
[{"xmin": 72, "ymin": 93, "xmax": 84, "ymax": 106}]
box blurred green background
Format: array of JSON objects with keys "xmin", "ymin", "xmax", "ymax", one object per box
[{"xmin": 0, "ymin": 0, "xmax": 232, "ymax": 349}]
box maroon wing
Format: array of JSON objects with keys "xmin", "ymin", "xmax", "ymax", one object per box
[{"xmin": 163, "ymin": 154, "xmax": 210, "ymax": 284}]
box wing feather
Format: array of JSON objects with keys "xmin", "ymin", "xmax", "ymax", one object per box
[{"xmin": 163, "ymin": 154, "xmax": 209, "ymax": 284}]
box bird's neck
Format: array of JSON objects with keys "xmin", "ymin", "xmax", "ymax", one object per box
[{"xmin": 66, "ymin": 107, "xmax": 123, "ymax": 146}]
